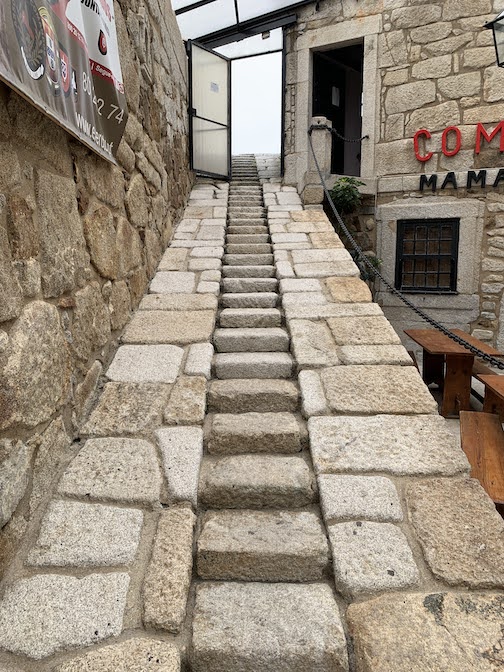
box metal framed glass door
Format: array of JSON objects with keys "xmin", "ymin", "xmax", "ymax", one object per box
[{"xmin": 188, "ymin": 41, "xmax": 231, "ymax": 179}]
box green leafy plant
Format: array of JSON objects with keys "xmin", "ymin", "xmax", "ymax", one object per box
[{"xmin": 328, "ymin": 176, "xmax": 365, "ymax": 215}]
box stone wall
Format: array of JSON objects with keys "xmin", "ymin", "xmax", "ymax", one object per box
[
  {"xmin": 0, "ymin": 0, "xmax": 192, "ymax": 571},
  {"xmin": 284, "ymin": 0, "xmax": 504, "ymax": 346}
]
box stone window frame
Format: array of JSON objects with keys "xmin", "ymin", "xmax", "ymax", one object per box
[
  {"xmin": 395, "ymin": 218, "xmax": 460, "ymax": 294},
  {"xmin": 293, "ymin": 15, "xmax": 380, "ymax": 190},
  {"xmin": 376, "ymin": 198, "xmax": 485, "ymax": 302}
]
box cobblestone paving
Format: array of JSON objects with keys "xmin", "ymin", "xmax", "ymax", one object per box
[{"xmin": 0, "ymin": 155, "xmax": 502, "ymax": 670}]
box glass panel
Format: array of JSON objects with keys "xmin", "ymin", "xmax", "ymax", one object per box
[
  {"xmin": 403, "ymin": 241, "xmax": 414, "ymax": 254},
  {"xmin": 192, "ymin": 118, "xmax": 229, "ymax": 176},
  {"xmin": 440, "ymin": 240, "xmax": 452, "ymax": 254},
  {"xmin": 427, "ymin": 240, "xmax": 439, "ymax": 254},
  {"xmin": 216, "ymin": 28, "xmax": 283, "ymax": 58},
  {"xmin": 415, "ymin": 241, "xmax": 426, "ymax": 254},
  {"xmin": 439, "ymin": 258, "xmax": 451, "ymax": 273},
  {"xmin": 177, "ymin": 0, "xmax": 236, "ymax": 40},
  {"xmin": 192, "ymin": 44, "xmax": 229, "ymax": 125},
  {"xmin": 439, "ymin": 274, "xmax": 451, "ymax": 287},
  {"xmin": 171, "ymin": 0, "xmax": 208, "ymax": 10},
  {"xmin": 414, "ymin": 274, "xmax": 426, "ymax": 287},
  {"xmin": 403, "ymin": 274, "xmax": 414, "ymax": 286},
  {"xmin": 238, "ymin": 0, "xmax": 300, "ymax": 22},
  {"xmin": 415, "ymin": 259, "xmax": 426, "ymax": 273},
  {"xmin": 416, "ymin": 226, "xmax": 427, "ymax": 240}
]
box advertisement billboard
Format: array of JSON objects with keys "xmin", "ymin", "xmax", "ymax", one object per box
[{"xmin": 0, "ymin": 0, "xmax": 128, "ymax": 162}]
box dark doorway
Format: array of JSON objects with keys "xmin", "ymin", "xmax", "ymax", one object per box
[{"xmin": 312, "ymin": 42, "xmax": 363, "ymax": 176}]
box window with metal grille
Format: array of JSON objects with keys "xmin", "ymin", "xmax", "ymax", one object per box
[{"xmin": 395, "ymin": 219, "xmax": 459, "ymax": 293}]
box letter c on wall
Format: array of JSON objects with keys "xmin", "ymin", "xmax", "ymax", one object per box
[{"xmin": 414, "ymin": 129, "xmax": 433, "ymax": 162}]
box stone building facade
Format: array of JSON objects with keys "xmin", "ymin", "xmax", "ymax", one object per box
[
  {"xmin": 284, "ymin": 0, "xmax": 504, "ymax": 349},
  {"xmin": 0, "ymin": 0, "xmax": 192, "ymax": 569}
]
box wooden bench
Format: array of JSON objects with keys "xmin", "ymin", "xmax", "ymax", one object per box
[
  {"xmin": 470, "ymin": 360, "xmax": 498, "ymax": 403},
  {"xmin": 460, "ymin": 410, "xmax": 504, "ymax": 516}
]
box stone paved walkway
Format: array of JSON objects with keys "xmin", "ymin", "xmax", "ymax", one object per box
[{"xmin": 0, "ymin": 155, "xmax": 502, "ymax": 670}]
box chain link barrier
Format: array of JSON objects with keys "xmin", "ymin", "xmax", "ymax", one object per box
[{"xmin": 307, "ymin": 126, "xmax": 504, "ymax": 370}]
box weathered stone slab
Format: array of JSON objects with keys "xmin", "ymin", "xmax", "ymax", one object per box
[
  {"xmin": 214, "ymin": 352, "xmax": 293, "ymax": 379},
  {"xmin": 197, "ymin": 510, "xmax": 329, "ymax": 581},
  {"xmin": 284, "ymin": 302, "xmax": 382, "ymax": 320},
  {"xmin": 310, "ymin": 232, "xmax": 345, "ymax": 248},
  {"xmin": 139, "ymin": 294, "xmax": 217, "ymax": 311},
  {"xmin": 208, "ymin": 379, "xmax": 298, "ymax": 413},
  {"xmin": 298, "ymin": 370, "xmax": 330, "ymax": 417},
  {"xmin": 157, "ymin": 427, "xmax": 203, "ymax": 506},
  {"xmin": 164, "ymin": 376, "xmax": 207, "ymax": 425},
  {"xmin": 143, "ymin": 507, "xmax": 195, "ymax": 633},
  {"xmin": 82, "ymin": 383, "xmax": 171, "ymax": 436},
  {"xmin": 319, "ymin": 475, "xmax": 402, "ymax": 523},
  {"xmin": 0, "ymin": 440, "xmax": 31, "ymax": 527},
  {"xmin": 0, "ymin": 302, "xmax": 70, "ymax": 430},
  {"xmin": 0, "ymin": 573, "xmax": 129, "ymax": 659},
  {"xmin": 199, "ymin": 454, "xmax": 315, "ymax": 508},
  {"xmin": 54, "ymin": 638, "xmax": 180, "ymax": 671},
  {"xmin": 27, "ymin": 500, "xmax": 143, "ymax": 567},
  {"xmin": 190, "ymin": 582, "xmax": 348, "ymax": 672},
  {"xmin": 320, "ymin": 366, "xmax": 438, "ymax": 414},
  {"xmin": 291, "ymin": 249, "xmax": 351, "ymax": 264},
  {"xmin": 189, "ymin": 246, "xmax": 224, "ymax": 258},
  {"xmin": 327, "ymin": 316, "xmax": 401, "ymax": 345},
  {"xmin": 57, "ymin": 438, "xmax": 161, "ymax": 504},
  {"xmin": 290, "ymin": 319, "xmax": 340, "ymax": 368},
  {"xmin": 338, "ymin": 344, "xmax": 413, "ymax": 365},
  {"xmin": 326, "ymin": 277, "xmax": 372, "ymax": 302},
  {"xmin": 149, "ymin": 272, "xmax": 196, "ymax": 294},
  {"xmin": 158, "ymin": 248, "xmax": 188, "ymax": 271},
  {"xmin": 282, "ymin": 292, "xmax": 328, "ymax": 307},
  {"xmin": 279, "ymin": 279, "xmax": 322, "ymax": 293},
  {"xmin": 185, "ymin": 343, "xmax": 214, "ymax": 379},
  {"xmin": 347, "ymin": 592, "xmax": 504, "ymax": 672},
  {"xmin": 309, "ymin": 415, "xmax": 468, "ymax": 475},
  {"xmin": 106, "ymin": 345, "xmax": 184, "ymax": 383},
  {"xmin": 408, "ymin": 478, "xmax": 504, "ymax": 588},
  {"xmin": 329, "ymin": 521, "xmax": 419, "ymax": 598},
  {"xmin": 290, "ymin": 210, "xmax": 328, "ymax": 222},
  {"xmin": 294, "ymin": 262, "xmax": 359, "ymax": 278},
  {"xmin": 122, "ymin": 311, "xmax": 215, "ymax": 344},
  {"xmin": 208, "ymin": 412, "xmax": 302, "ymax": 454}
]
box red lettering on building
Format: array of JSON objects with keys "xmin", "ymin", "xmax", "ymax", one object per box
[
  {"xmin": 475, "ymin": 121, "xmax": 504, "ymax": 154},
  {"xmin": 413, "ymin": 129, "xmax": 433, "ymax": 162},
  {"xmin": 441, "ymin": 126, "xmax": 462, "ymax": 157}
]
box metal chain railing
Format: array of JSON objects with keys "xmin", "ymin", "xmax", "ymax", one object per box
[
  {"xmin": 307, "ymin": 126, "xmax": 504, "ymax": 370},
  {"xmin": 310, "ymin": 122, "xmax": 369, "ymax": 144}
]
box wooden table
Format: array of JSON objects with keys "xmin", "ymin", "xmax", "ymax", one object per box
[{"xmin": 404, "ymin": 329, "xmax": 503, "ymax": 417}]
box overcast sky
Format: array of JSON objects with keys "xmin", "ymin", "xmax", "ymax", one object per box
[{"xmin": 231, "ymin": 52, "xmax": 282, "ymax": 155}]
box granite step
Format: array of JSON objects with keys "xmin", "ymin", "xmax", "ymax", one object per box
[
  {"xmin": 214, "ymin": 327, "xmax": 289, "ymax": 353},
  {"xmin": 214, "ymin": 352, "xmax": 294, "ymax": 379},
  {"xmin": 219, "ymin": 308, "xmax": 282, "ymax": 328},
  {"xmin": 226, "ymin": 234, "xmax": 270, "ymax": 244},
  {"xmin": 222, "ymin": 278, "xmax": 277, "ymax": 293},
  {"xmin": 220, "ymin": 293, "xmax": 278, "ymax": 309},
  {"xmin": 208, "ymin": 378, "xmax": 298, "ymax": 412},
  {"xmin": 228, "ymin": 210, "xmax": 266, "ymax": 219},
  {"xmin": 227, "ymin": 226, "xmax": 268, "ymax": 235},
  {"xmin": 226, "ymin": 244, "xmax": 272, "ymax": 255},
  {"xmin": 190, "ymin": 583, "xmax": 348, "ymax": 672},
  {"xmin": 196, "ymin": 509, "xmax": 330, "ymax": 581},
  {"xmin": 227, "ymin": 219, "xmax": 267, "ymax": 227},
  {"xmin": 199, "ymin": 454, "xmax": 315, "ymax": 509},
  {"xmin": 223, "ymin": 254, "xmax": 273, "ymax": 266},
  {"xmin": 222, "ymin": 266, "xmax": 275, "ymax": 279}
]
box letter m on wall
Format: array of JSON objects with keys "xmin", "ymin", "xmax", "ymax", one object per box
[{"xmin": 476, "ymin": 121, "xmax": 504, "ymax": 154}]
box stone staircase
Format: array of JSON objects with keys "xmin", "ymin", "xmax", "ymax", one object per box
[
  {"xmin": 0, "ymin": 155, "xmax": 501, "ymax": 671},
  {"xmin": 190, "ymin": 156, "xmax": 348, "ymax": 671}
]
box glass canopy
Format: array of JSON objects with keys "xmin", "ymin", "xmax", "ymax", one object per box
[{"xmin": 172, "ymin": 0, "xmax": 314, "ymax": 48}]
